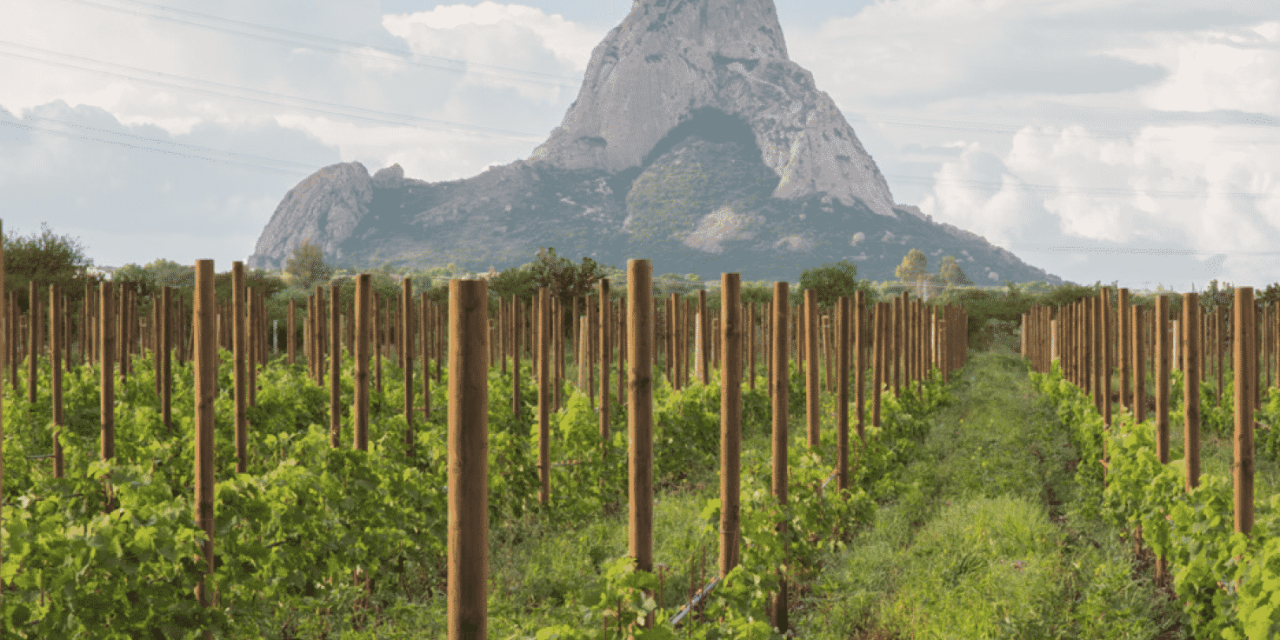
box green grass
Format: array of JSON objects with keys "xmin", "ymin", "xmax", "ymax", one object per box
[{"xmin": 789, "ymin": 350, "xmax": 1190, "ymax": 639}]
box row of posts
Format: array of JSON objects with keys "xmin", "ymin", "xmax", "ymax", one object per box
[{"xmin": 1021, "ymin": 287, "xmax": 1270, "ymax": 588}]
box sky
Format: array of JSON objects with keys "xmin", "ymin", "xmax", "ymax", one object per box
[{"xmin": 1, "ymin": 0, "xmax": 1278, "ymax": 291}]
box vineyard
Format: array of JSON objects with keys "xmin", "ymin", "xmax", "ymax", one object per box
[{"xmin": 4, "ymin": 247, "xmax": 1280, "ymax": 638}]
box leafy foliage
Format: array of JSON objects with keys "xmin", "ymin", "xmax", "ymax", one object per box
[
  {"xmin": 283, "ymin": 240, "xmax": 333, "ymax": 292},
  {"xmin": 3, "ymin": 222, "xmax": 96, "ymax": 306},
  {"xmin": 796, "ymin": 260, "xmax": 879, "ymax": 310}
]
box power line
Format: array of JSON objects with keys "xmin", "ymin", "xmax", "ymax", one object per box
[
  {"xmin": 0, "ymin": 106, "xmax": 319, "ymax": 172},
  {"xmin": 850, "ymin": 113, "xmax": 1280, "ymax": 147},
  {"xmin": 55, "ymin": 0, "xmax": 583, "ymax": 89},
  {"xmin": 0, "ymin": 41, "xmax": 545, "ymax": 141},
  {"xmin": 0, "ymin": 118, "xmax": 312, "ymax": 176}
]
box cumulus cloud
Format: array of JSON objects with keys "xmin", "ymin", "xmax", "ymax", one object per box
[
  {"xmin": 783, "ymin": 0, "xmax": 1280, "ymax": 288},
  {"xmin": 0, "ymin": 0, "xmax": 613, "ymax": 266}
]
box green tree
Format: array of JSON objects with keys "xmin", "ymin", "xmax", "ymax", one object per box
[
  {"xmin": 937, "ymin": 255, "xmax": 972, "ymax": 287},
  {"xmin": 284, "ymin": 240, "xmax": 333, "ymax": 292},
  {"xmin": 4, "ymin": 222, "xmax": 96, "ymax": 305},
  {"xmin": 488, "ymin": 264, "xmax": 538, "ymax": 304},
  {"xmin": 529, "ymin": 247, "xmax": 609, "ymax": 304},
  {"xmin": 113, "ymin": 263, "xmax": 157, "ymax": 297},
  {"xmin": 145, "ymin": 259, "xmax": 195, "ymax": 290},
  {"xmin": 796, "ymin": 260, "xmax": 878, "ymax": 310}
]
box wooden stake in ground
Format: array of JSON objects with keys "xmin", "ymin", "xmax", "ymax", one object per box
[
  {"xmin": 330, "ymin": 284, "xmax": 342, "ymax": 449},
  {"xmin": 1154, "ymin": 294, "xmax": 1171, "ymax": 587},
  {"xmin": 286, "ymin": 300, "xmax": 296, "ymax": 366},
  {"xmin": 837, "ymin": 295, "xmax": 850, "ymax": 493},
  {"xmin": 1234, "ymin": 286, "xmax": 1255, "ymax": 536},
  {"xmin": 805, "ymin": 289, "xmax": 820, "ymax": 448},
  {"xmin": 161, "ymin": 286, "xmax": 172, "ymax": 434},
  {"xmin": 403, "ymin": 278, "xmax": 414, "ymax": 457},
  {"xmin": 720, "ymin": 273, "xmax": 741, "ymax": 577},
  {"xmin": 1184, "ymin": 291, "xmax": 1200, "ymax": 493},
  {"xmin": 100, "ymin": 281, "xmax": 115, "ymax": 468},
  {"xmin": 599, "ymin": 279, "xmax": 610, "ymax": 455},
  {"xmin": 855, "ymin": 291, "xmax": 866, "ymax": 445},
  {"xmin": 1133, "ymin": 305, "xmax": 1146, "ymax": 424},
  {"xmin": 770, "ymin": 281, "xmax": 789, "ymax": 633},
  {"xmin": 1100, "ymin": 289, "xmax": 1112, "ymax": 428},
  {"xmin": 538, "ymin": 288, "xmax": 551, "ymax": 505},
  {"xmin": 354, "ymin": 275, "xmax": 371, "ymax": 452},
  {"xmin": 28, "ymin": 281, "xmax": 38, "ymax": 405},
  {"xmin": 193, "ymin": 259, "xmax": 216, "ymax": 611},
  {"xmin": 51, "ymin": 284, "xmax": 64, "ymax": 479},
  {"xmin": 423, "ymin": 292, "xmax": 432, "ymax": 421},
  {"xmin": 232, "ymin": 263, "xmax": 248, "ymax": 473},
  {"xmin": 511, "ymin": 295, "xmax": 520, "ymax": 419},
  {"xmin": 873, "ymin": 302, "xmax": 883, "ymax": 428},
  {"xmin": 627, "ymin": 261, "xmax": 655, "ymax": 628},
  {"xmin": 447, "ymin": 278, "xmax": 490, "ymax": 640},
  {"xmin": 699, "ymin": 290, "xmax": 710, "ymax": 385}
]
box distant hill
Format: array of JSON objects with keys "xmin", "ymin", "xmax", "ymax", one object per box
[{"xmin": 248, "ymin": 0, "xmax": 1062, "ymax": 286}]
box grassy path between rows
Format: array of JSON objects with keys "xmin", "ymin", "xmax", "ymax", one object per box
[
  {"xmin": 343, "ymin": 351, "xmax": 1195, "ymax": 638},
  {"xmin": 790, "ymin": 351, "xmax": 1189, "ymax": 639}
]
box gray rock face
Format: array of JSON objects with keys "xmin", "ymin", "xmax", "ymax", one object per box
[
  {"xmin": 531, "ymin": 0, "xmax": 896, "ymax": 217},
  {"xmin": 246, "ymin": 0, "xmax": 1063, "ymax": 286},
  {"xmin": 250, "ymin": 162, "xmax": 372, "ymax": 267}
]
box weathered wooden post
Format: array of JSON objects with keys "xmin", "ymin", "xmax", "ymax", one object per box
[
  {"xmin": 51, "ymin": 285, "xmax": 64, "ymax": 479},
  {"xmin": 193, "ymin": 259, "xmax": 216, "ymax": 613},
  {"xmin": 330, "ymin": 284, "xmax": 342, "ymax": 449},
  {"xmin": 1235, "ymin": 287, "xmax": 1255, "ymax": 536},
  {"xmin": 1133, "ymin": 304, "xmax": 1145, "ymax": 423},
  {"xmin": 447, "ymin": 278, "xmax": 490, "ymax": 640},
  {"xmin": 600, "ymin": 279, "xmax": 610, "ymax": 454},
  {"xmin": 538, "ymin": 288, "xmax": 551, "ymax": 504},
  {"xmin": 161, "ymin": 286, "xmax": 172, "ymax": 433},
  {"xmin": 232, "ymin": 263, "xmax": 248, "ymax": 473},
  {"xmin": 100, "ymin": 281, "xmax": 115, "ymax": 470},
  {"xmin": 1184, "ymin": 292, "xmax": 1200, "ymax": 493},
  {"xmin": 873, "ymin": 302, "xmax": 884, "ymax": 428},
  {"xmin": 837, "ymin": 296, "xmax": 850, "ymax": 492},
  {"xmin": 805, "ymin": 289, "xmax": 820, "ymax": 448},
  {"xmin": 1155, "ymin": 294, "xmax": 1171, "ymax": 586},
  {"xmin": 28, "ymin": 281, "xmax": 38, "ymax": 404},
  {"xmin": 403, "ymin": 278, "xmax": 414, "ymax": 456},
  {"xmin": 354, "ymin": 275, "xmax": 371, "ymax": 452},
  {"xmin": 855, "ymin": 292, "xmax": 866, "ymax": 445},
  {"xmin": 771, "ymin": 281, "xmax": 790, "ymax": 633},
  {"xmin": 720, "ymin": 273, "xmax": 741, "ymax": 577},
  {"xmin": 423, "ymin": 292, "xmax": 432, "ymax": 421},
  {"xmin": 511, "ymin": 295, "xmax": 520, "ymax": 419},
  {"xmin": 627, "ymin": 261, "xmax": 655, "ymax": 628},
  {"xmin": 1100, "ymin": 289, "xmax": 1112, "ymax": 428}
]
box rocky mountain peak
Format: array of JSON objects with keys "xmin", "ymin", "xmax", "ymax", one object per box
[{"xmin": 530, "ymin": 0, "xmax": 897, "ymax": 217}]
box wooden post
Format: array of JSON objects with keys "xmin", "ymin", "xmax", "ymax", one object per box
[
  {"xmin": 748, "ymin": 301, "xmax": 757, "ymax": 391},
  {"xmin": 28, "ymin": 281, "xmax": 37, "ymax": 405},
  {"xmin": 805, "ymin": 289, "xmax": 820, "ymax": 448},
  {"xmin": 193, "ymin": 260, "xmax": 216, "ymax": 611},
  {"xmin": 837, "ymin": 296, "xmax": 850, "ymax": 493},
  {"xmin": 100, "ymin": 281, "xmax": 114, "ymax": 467},
  {"xmin": 447, "ymin": 278, "xmax": 490, "ymax": 640},
  {"xmin": 538, "ymin": 288, "xmax": 551, "ymax": 505},
  {"xmin": 1133, "ymin": 305, "xmax": 1145, "ymax": 424},
  {"xmin": 627, "ymin": 262, "xmax": 655, "ymax": 630},
  {"xmin": 375, "ymin": 294, "xmax": 383, "ymax": 395},
  {"xmin": 855, "ymin": 291, "xmax": 866, "ymax": 445},
  {"xmin": 247, "ymin": 287, "xmax": 257, "ymax": 408},
  {"xmin": 1154, "ymin": 295, "xmax": 1171, "ymax": 587},
  {"xmin": 162, "ymin": 286, "xmax": 172, "ymax": 434},
  {"xmin": 699, "ymin": 290, "xmax": 710, "ymax": 386},
  {"xmin": 1100, "ymin": 289, "xmax": 1112, "ymax": 428},
  {"xmin": 770, "ymin": 282, "xmax": 789, "ymax": 633},
  {"xmin": 51, "ymin": 285, "xmax": 64, "ymax": 479},
  {"xmin": 1184, "ymin": 292, "xmax": 1200, "ymax": 493},
  {"xmin": 232, "ymin": 263, "xmax": 248, "ymax": 474},
  {"xmin": 600, "ymin": 279, "xmax": 610, "ymax": 454},
  {"xmin": 287, "ymin": 300, "xmax": 296, "ymax": 365},
  {"xmin": 720, "ymin": 273, "xmax": 741, "ymax": 577},
  {"xmin": 511, "ymin": 296, "xmax": 520, "ymax": 419},
  {"xmin": 1234, "ymin": 287, "xmax": 1255, "ymax": 536},
  {"xmin": 873, "ymin": 302, "xmax": 884, "ymax": 428},
  {"xmin": 423, "ymin": 292, "xmax": 432, "ymax": 421},
  {"xmin": 330, "ymin": 284, "xmax": 342, "ymax": 448},
  {"xmin": 354, "ymin": 275, "xmax": 371, "ymax": 452},
  {"xmin": 403, "ymin": 278, "xmax": 414, "ymax": 457}
]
